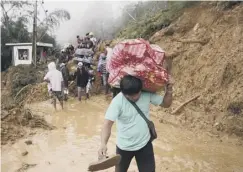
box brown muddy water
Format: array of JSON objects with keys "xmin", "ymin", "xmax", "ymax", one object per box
[{"xmin": 1, "ymin": 96, "xmax": 243, "ymax": 172}]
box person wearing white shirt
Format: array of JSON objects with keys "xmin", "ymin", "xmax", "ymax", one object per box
[
  {"xmin": 89, "ymin": 32, "xmax": 97, "ymax": 45},
  {"xmin": 44, "ymin": 62, "xmax": 64, "ymax": 110}
]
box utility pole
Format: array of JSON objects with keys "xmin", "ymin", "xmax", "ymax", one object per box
[
  {"xmin": 119, "ymin": 5, "xmax": 137, "ymax": 22},
  {"xmin": 32, "ymin": 0, "xmax": 37, "ymax": 68}
]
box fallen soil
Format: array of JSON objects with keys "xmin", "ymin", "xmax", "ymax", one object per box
[
  {"xmin": 1, "ymin": 107, "xmax": 55, "ymax": 145},
  {"xmin": 1, "ymin": 64, "xmax": 50, "ymax": 106},
  {"xmin": 1, "ymin": 64, "xmax": 55, "ymax": 145},
  {"xmin": 1, "ymin": 97, "xmax": 243, "ymax": 172},
  {"xmin": 1, "ymin": 2, "xmax": 242, "ymax": 151},
  {"xmin": 149, "ymin": 3, "xmax": 243, "ymax": 138}
]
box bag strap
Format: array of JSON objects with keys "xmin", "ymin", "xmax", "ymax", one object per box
[{"xmin": 126, "ymin": 98, "xmax": 150, "ymax": 125}]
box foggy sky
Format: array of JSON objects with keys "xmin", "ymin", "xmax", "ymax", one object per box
[{"xmin": 39, "ymin": 1, "xmax": 132, "ymax": 46}]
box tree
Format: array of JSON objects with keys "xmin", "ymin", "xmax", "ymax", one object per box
[
  {"xmin": 37, "ymin": 9, "xmax": 71, "ymax": 41},
  {"xmin": 0, "ymin": 0, "xmax": 32, "ymax": 26},
  {"xmin": 1, "ymin": 17, "xmax": 32, "ymax": 71},
  {"xmin": 40, "ymin": 9, "xmax": 70, "ymax": 31},
  {"xmin": 1, "ymin": 0, "xmax": 32, "ymax": 41},
  {"xmin": 1, "ymin": 1, "xmax": 71, "ymax": 71}
]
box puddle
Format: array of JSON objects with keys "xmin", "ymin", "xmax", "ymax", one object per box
[{"xmin": 1, "ymin": 96, "xmax": 243, "ymax": 172}]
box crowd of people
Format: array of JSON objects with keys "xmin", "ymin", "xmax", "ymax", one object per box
[
  {"xmin": 43, "ymin": 32, "xmax": 118, "ymax": 110},
  {"xmin": 43, "ymin": 32, "xmax": 174, "ymax": 171}
]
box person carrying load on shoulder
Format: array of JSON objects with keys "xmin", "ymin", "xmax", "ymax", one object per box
[
  {"xmin": 89, "ymin": 32, "xmax": 97, "ymax": 45},
  {"xmin": 84, "ymin": 36, "xmax": 94, "ymax": 50},
  {"xmin": 98, "ymin": 74, "xmax": 173, "ymax": 172},
  {"xmin": 89, "ymin": 32, "xmax": 97, "ymax": 51},
  {"xmin": 77, "ymin": 35, "xmax": 81, "ymax": 44},
  {"xmin": 98, "ymin": 39, "xmax": 173, "ymax": 170}
]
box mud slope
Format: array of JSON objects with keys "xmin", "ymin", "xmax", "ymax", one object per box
[
  {"xmin": 1, "ymin": 65, "xmax": 54, "ymax": 145},
  {"xmin": 151, "ymin": 4, "xmax": 243, "ymax": 137}
]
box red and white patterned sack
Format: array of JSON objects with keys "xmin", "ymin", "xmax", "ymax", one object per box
[{"xmin": 107, "ymin": 39, "xmax": 168, "ymax": 92}]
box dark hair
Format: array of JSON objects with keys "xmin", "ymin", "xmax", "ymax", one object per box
[
  {"xmin": 77, "ymin": 35, "xmax": 79, "ymax": 38},
  {"xmin": 105, "ymin": 43, "xmax": 110, "ymax": 47},
  {"xmin": 77, "ymin": 66, "xmax": 86, "ymax": 74},
  {"xmin": 120, "ymin": 75, "xmax": 142, "ymax": 95}
]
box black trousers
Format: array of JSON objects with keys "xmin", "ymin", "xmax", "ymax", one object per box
[
  {"xmin": 105, "ymin": 73, "xmax": 110, "ymax": 94},
  {"xmin": 116, "ymin": 141, "xmax": 155, "ymax": 172}
]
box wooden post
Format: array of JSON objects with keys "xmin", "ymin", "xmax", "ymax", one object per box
[{"xmin": 32, "ymin": 0, "xmax": 37, "ymax": 68}]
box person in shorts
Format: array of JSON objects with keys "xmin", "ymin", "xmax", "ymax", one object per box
[{"xmin": 44, "ymin": 62, "xmax": 64, "ymax": 110}]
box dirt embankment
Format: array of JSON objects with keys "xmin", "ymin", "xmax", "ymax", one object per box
[
  {"xmin": 1, "ymin": 65, "xmax": 50, "ymax": 105},
  {"xmin": 1, "ymin": 65, "xmax": 54, "ymax": 145},
  {"xmin": 150, "ymin": 3, "xmax": 243, "ymax": 138}
]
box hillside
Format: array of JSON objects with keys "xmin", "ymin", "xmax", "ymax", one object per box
[
  {"xmin": 115, "ymin": 2, "xmax": 243, "ymax": 138},
  {"xmin": 150, "ymin": 3, "xmax": 243, "ymax": 138}
]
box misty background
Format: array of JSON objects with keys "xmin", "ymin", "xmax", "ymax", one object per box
[
  {"xmin": 1, "ymin": 0, "xmax": 168, "ymax": 70},
  {"xmin": 39, "ymin": 1, "xmax": 132, "ymax": 45}
]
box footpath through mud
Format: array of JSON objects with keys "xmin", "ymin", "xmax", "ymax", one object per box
[{"xmin": 1, "ymin": 95, "xmax": 243, "ymax": 172}]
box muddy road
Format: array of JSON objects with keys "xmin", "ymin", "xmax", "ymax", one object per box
[{"xmin": 2, "ymin": 96, "xmax": 243, "ymax": 172}]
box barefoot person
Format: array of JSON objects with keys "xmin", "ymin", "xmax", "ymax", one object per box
[
  {"xmin": 98, "ymin": 75, "xmax": 173, "ymax": 172},
  {"xmin": 44, "ymin": 62, "xmax": 64, "ymax": 110}
]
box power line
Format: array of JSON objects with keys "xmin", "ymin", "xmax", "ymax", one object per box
[
  {"xmin": 38, "ymin": 0, "xmax": 48, "ymax": 27},
  {"xmin": 38, "ymin": 0, "xmax": 49, "ymax": 41}
]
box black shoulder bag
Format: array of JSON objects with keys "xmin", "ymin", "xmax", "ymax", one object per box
[{"xmin": 127, "ymin": 99, "xmax": 157, "ymax": 142}]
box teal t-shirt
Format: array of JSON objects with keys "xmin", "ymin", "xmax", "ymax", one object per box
[{"xmin": 105, "ymin": 91, "xmax": 163, "ymax": 151}]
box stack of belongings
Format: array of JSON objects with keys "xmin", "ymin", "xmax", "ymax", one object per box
[
  {"xmin": 73, "ymin": 47, "xmax": 94, "ymax": 65},
  {"xmin": 62, "ymin": 43, "xmax": 75, "ymax": 61},
  {"xmin": 63, "ymin": 43, "xmax": 72, "ymax": 49},
  {"xmin": 64, "ymin": 43, "xmax": 74, "ymax": 53},
  {"xmin": 107, "ymin": 39, "xmax": 168, "ymax": 92}
]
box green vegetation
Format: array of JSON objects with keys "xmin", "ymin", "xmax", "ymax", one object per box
[
  {"xmin": 116, "ymin": 1, "xmax": 199, "ymax": 40},
  {"xmin": 1, "ymin": 0, "xmax": 70, "ymax": 71}
]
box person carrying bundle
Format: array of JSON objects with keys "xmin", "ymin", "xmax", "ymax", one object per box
[
  {"xmin": 96, "ymin": 39, "xmax": 173, "ymax": 171},
  {"xmin": 98, "ymin": 74, "xmax": 173, "ymax": 172}
]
